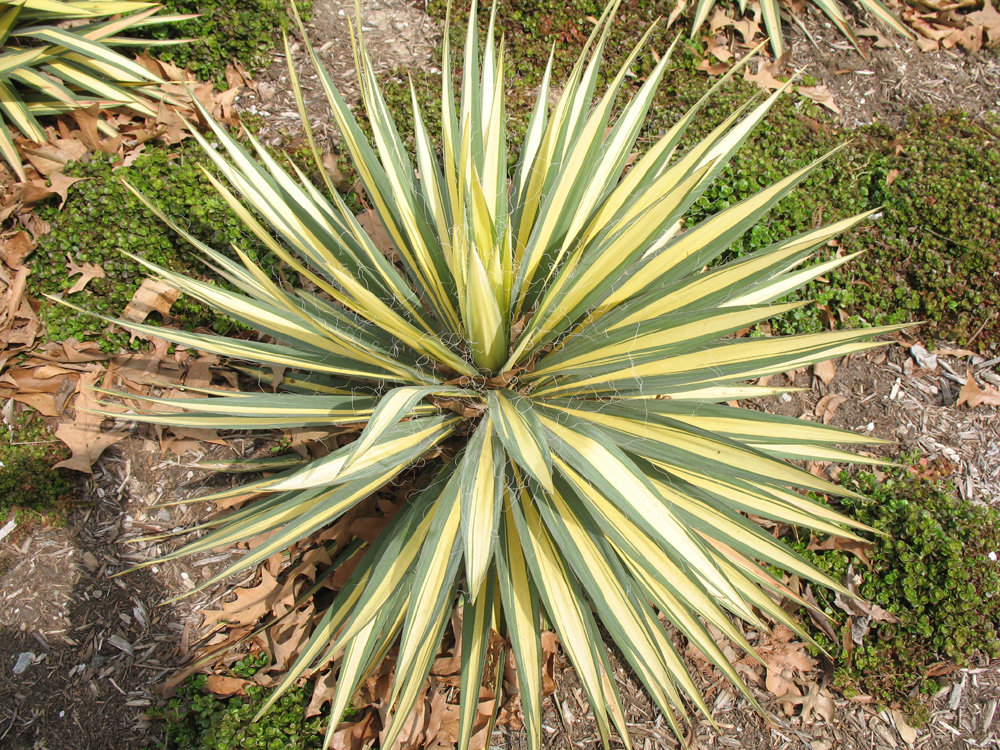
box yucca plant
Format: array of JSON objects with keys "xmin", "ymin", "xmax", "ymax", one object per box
[
  {"xmin": 690, "ymin": 0, "xmax": 915, "ymax": 57},
  {"xmin": 0, "ymin": 0, "xmax": 192, "ymax": 179},
  {"xmin": 76, "ymin": 2, "xmax": 903, "ymax": 747}
]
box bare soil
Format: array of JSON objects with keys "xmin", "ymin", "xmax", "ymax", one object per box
[{"xmin": 780, "ymin": 8, "xmax": 1000, "ymax": 129}]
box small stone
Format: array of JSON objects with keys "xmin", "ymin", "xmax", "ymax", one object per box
[
  {"xmin": 80, "ymin": 551, "xmax": 100, "ymax": 572},
  {"xmin": 13, "ymin": 652, "xmax": 36, "ymax": 675}
]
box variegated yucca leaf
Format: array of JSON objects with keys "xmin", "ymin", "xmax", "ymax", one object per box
[
  {"xmin": 689, "ymin": 0, "xmax": 915, "ymax": 58},
  {"xmin": 0, "ymin": 0, "xmax": 193, "ymax": 179},
  {"xmin": 102, "ymin": 2, "xmax": 899, "ymax": 747}
]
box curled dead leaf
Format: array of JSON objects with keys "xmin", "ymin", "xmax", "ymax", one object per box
[
  {"xmin": 798, "ymin": 85, "xmax": 841, "ymax": 115},
  {"xmin": 356, "ymin": 209, "xmax": 398, "ymax": 263},
  {"xmin": 814, "ymin": 358, "xmax": 838, "ymax": 384},
  {"xmin": 814, "ymin": 393, "xmax": 848, "ymax": 424},
  {"xmin": 933, "ymin": 347, "xmax": 977, "ymax": 358},
  {"xmin": 323, "ymin": 153, "xmax": 352, "ymax": 193},
  {"xmin": 0, "ymin": 230, "xmax": 35, "ymax": 269},
  {"xmin": 205, "ymin": 674, "xmax": 253, "ymax": 697},
  {"xmin": 744, "ymin": 60, "xmax": 784, "ymax": 90},
  {"xmin": 698, "ymin": 58, "xmax": 730, "ymax": 75},
  {"xmin": 53, "ymin": 370, "xmax": 128, "ymax": 473},
  {"xmin": 122, "ymin": 278, "xmax": 181, "ymax": 323},
  {"xmin": 776, "ymin": 682, "xmax": 836, "ymax": 724},
  {"xmin": 892, "ymin": 708, "xmax": 919, "ymax": 745},
  {"xmin": 201, "ymin": 567, "xmax": 281, "ymax": 629},
  {"xmin": 807, "ymin": 534, "xmax": 874, "ymax": 567}
]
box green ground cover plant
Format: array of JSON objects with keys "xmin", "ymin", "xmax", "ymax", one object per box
[
  {"xmin": 29, "ymin": 143, "xmax": 279, "ymax": 351},
  {"xmin": 787, "ymin": 461, "xmax": 1000, "ymax": 722},
  {"xmin": 669, "ymin": 105, "xmax": 1000, "ymax": 346},
  {"xmin": 150, "ymin": 652, "xmax": 333, "ymax": 750},
  {"xmin": 0, "ymin": 409, "xmax": 73, "ymax": 524},
  {"xmin": 136, "ymin": 0, "xmax": 312, "ymax": 83}
]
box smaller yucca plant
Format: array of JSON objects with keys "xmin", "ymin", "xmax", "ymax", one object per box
[
  {"xmin": 690, "ymin": 0, "xmax": 915, "ymax": 57},
  {"xmin": 0, "ymin": 0, "xmax": 192, "ymax": 179},
  {"xmin": 74, "ymin": 2, "xmax": 902, "ymax": 747}
]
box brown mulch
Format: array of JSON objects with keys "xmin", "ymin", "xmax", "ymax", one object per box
[
  {"xmin": 779, "ymin": 8, "xmax": 1000, "ymax": 129},
  {"xmin": 237, "ymin": 0, "xmax": 441, "ymax": 151},
  {"xmin": 0, "ymin": 469, "xmax": 182, "ymax": 749}
]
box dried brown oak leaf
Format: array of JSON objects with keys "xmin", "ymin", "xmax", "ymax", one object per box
[
  {"xmin": 807, "ymin": 534, "xmax": 874, "ymax": 567},
  {"xmin": 0, "ymin": 230, "xmax": 35, "ymax": 269},
  {"xmin": 64, "ymin": 254, "xmax": 106, "ymax": 295},
  {"xmin": 205, "ymin": 674, "xmax": 254, "ymax": 697},
  {"xmin": 122, "ymin": 278, "xmax": 181, "ymax": 323},
  {"xmin": 776, "ymin": 682, "xmax": 836, "ymax": 724},
  {"xmin": 201, "ymin": 567, "xmax": 281, "ymax": 629},
  {"xmin": 957, "ymin": 368, "xmax": 1000, "ymax": 408},
  {"xmin": 814, "ymin": 358, "xmax": 838, "ymax": 384},
  {"xmin": 743, "ymin": 59, "xmax": 783, "ymax": 90},
  {"xmin": 53, "ymin": 370, "xmax": 128, "ymax": 472},
  {"xmin": 815, "ymin": 393, "xmax": 848, "ymax": 424},
  {"xmin": 798, "ymin": 85, "xmax": 841, "ymax": 115}
]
